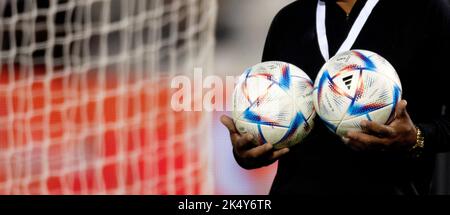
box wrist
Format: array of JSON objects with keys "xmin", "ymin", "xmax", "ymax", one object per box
[{"xmin": 409, "ymin": 126, "xmax": 425, "ymax": 158}]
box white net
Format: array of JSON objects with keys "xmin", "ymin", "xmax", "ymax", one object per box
[{"xmin": 0, "ymin": 0, "xmax": 216, "ymax": 194}]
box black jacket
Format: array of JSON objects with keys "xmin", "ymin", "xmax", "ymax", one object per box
[{"xmin": 257, "ymin": 0, "xmax": 450, "ymax": 195}]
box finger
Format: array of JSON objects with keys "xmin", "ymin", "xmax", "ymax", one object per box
[
  {"xmin": 220, "ymin": 115, "xmax": 238, "ymax": 134},
  {"xmin": 342, "ymin": 137, "xmax": 350, "ymax": 144},
  {"xmin": 243, "ymin": 143, "xmax": 274, "ymax": 159},
  {"xmin": 395, "ymin": 100, "xmax": 408, "ymax": 119},
  {"xmin": 361, "ymin": 120, "xmax": 395, "ymax": 137},
  {"xmin": 343, "ymin": 136, "xmax": 367, "ymax": 151},
  {"xmin": 267, "ymin": 148, "xmax": 290, "ymax": 161},
  {"xmin": 234, "ymin": 133, "xmax": 257, "ymax": 151},
  {"xmin": 346, "ymin": 131, "xmax": 388, "ymax": 146},
  {"xmin": 221, "ymin": 115, "xmax": 243, "ymax": 145},
  {"xmin": 346, "ymin": 136, "xmax": 388, "ymax": 151}
]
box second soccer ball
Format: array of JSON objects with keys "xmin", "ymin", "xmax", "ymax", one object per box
[{"xmin": 313, "ymin": 50, "xmax": 403, "ymax": 137}]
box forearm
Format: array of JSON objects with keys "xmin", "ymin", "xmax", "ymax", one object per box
[{"xmin": 417, "ymin": 112, "xmax": 450, "ymax": 154}]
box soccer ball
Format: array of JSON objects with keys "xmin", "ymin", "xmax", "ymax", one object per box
[
  {"xmin": 313, "ymin": 50, "xmax": 402, "ymax": 137},
  {"xmin": 232, "ymin": 61, "xmax": 315, "ymax": 149}
]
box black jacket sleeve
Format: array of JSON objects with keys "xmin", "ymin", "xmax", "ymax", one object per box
[
  {"xmin": 262, "ymin": 7, "xmax": 285, "ymax": 62},
  {"xmin": 417, "ymin": 0, "xmax": 450, "ymax": 154}
]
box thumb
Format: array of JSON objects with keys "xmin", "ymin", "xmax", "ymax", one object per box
[
  {"xmin": 220, "ymin": 115, "xmax": 238, "ymax": 134},
  {"xmin": 395, "ymin": 100, "xmax": 408, "ymax": 119}
]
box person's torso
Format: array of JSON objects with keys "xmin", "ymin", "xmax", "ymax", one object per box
[{"xmin": 267, "ymin": 0, "xmax": 443, "ymax": 195}]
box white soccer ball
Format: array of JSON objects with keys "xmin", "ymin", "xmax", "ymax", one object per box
[
  {"xmin": 313, "ymin": 50, "xmax": 402, "ymax": 137},
  {"xmin": 232, "ymin": 61, "xmax": 315, "ymax": 149}
]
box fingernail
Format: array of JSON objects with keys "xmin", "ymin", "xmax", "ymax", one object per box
[
  {"xmin": 344, "ymin": 131, "xmax": 349, "ymax": 137},
  {"xmin": 360, "ymin": 121, "xmax": 367, "ymax": 128},
  {"xmin": 346, "ymin": 131, "xmax": 354, "ymax": 138},
  {"xmin": 282, "ymin": 148, "xmax": 290, "ymax": 154},
  {"xmin": 220, "ymin": 115, "xmax": 227, "ymax": 122},
  {"xmin": 266, "ymin": 143, "xmax": 273, "ymax": 149},
  {"xmin": 342, "ymin": 137, "xmax": 350, "ymax": 144},
  {"xmin": 246, "ymin": 134, "xmax": 254, "ymax": 141}
]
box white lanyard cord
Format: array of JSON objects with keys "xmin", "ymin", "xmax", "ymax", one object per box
[{"xmin": 316, "ymin": 0, "xmax": 380, "ymax": 61}]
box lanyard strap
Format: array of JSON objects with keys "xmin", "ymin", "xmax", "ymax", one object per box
[{"xmin": 316, "ymin": 0, "xmax": 379, "ymax": 61}]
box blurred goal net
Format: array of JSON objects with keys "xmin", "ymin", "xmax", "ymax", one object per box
[{"xmin": 0, "ymin": 0, "xmax": 216, "ymax": 194}]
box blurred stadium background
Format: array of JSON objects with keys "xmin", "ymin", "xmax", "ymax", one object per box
[{"xmin": 214, "ymin": 0, "xmax": 295, "ymax": 195}]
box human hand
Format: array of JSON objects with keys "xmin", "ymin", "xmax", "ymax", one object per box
[
  {"xmin": 343, "ymin": 100, "xmax": 417, "ymax": 152},
  {"xmin": 220, "ymin": 115, "xmax": 290, "ymax": 169}
]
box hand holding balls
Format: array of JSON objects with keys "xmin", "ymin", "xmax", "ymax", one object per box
[
  {"xmin": 227, "ymin": 50, "xmax": 406, "ymax": 154},
  {"xmin": 232, "ymin": 61, "xmax": 316, "ymax": 149},
  {"xmin": 313, "ymin": 50, "xmax": 402, "ymax": 137}
]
